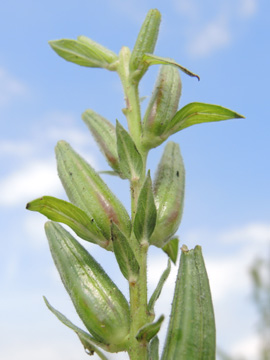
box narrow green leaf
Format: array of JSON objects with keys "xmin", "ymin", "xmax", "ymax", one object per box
[
  {"xmin": 134, "ymin": 171, "xmax": 157, "ymax": 243},
  {"xmin": 150, "ymin": 142, "xmax": 185, "ymax": 248},
  {"xmin": 162, "ymin": 237, "xmax": 179, "ymax": 264},
  {"xmin": 55, "ymin": 140, "xmax": 131, "ymax": 240},
  {"xmin": 149, "ymin": 336, "xmax": 160, "ymax": 360},
  {"xmin": 136, "ymin": 315, "xmax": 164, "ymax": 343},
  {"xmin": 49, "ymin": 38, "xmax": 118, "ymax": 69},
  {"xmin": 26, "ymin": 196, "xmax": 110, "ymax": 250},
  {"xmin": 148, "ymin": 260, "xmax": 171, "ymax": 318},
  {"xmin": 111, "ymin": 222, "xmax": 140, "ymax": 281},
  {"xmin": 161, "ymin": 245, "xmax": 216, "ymax": 360},
  {"xmin": 116, "ymin": 121, "xmax": 143, "ymax": 180},
  {"xmin": 166, "ymin": 102, "xmax": 245, "ymax": 136},
  {"xmin": 77, "ymin": 35, "xmax": 118, "ymax": 65},
  {"xmin": 129, "ymin": 9, "xmax": 161, "ymax": 80},
  {"xmin": 45, "ymin": 221, "xmax": 130, "ymax": 348},
  {"xmin": 44, "ymin": 297, "xmax": 110, "ymax": 359},
  {"xmin": 143, "ymin": 54, "xmax": 200, "ymax": 80},
  {"xmin": 82, "ymin": 109, "xmax": 122, "ymax": 176}
]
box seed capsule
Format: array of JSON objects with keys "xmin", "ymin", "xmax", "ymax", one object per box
[
  {"xmin": 45, "ymin": 221, "xmax": 130, "ymax": 347},
  {"xmin": 142, "ymin": 65, "xmax": 182, "ymax": 149},
  {"xmin": 129, "ymin": 9, "xmax": 161, "ymax": 80},
  {"xmin": 161, "ymin": 246, "xmax": 216, "ymax": 359},
  {"xmin": 150, "ymin": 142, "xmax": 185, "ymax": 248},
  {"xmin": 55, "ymin": 140, "xmax": 131, "ymax": 240},
  {"xmin": 82, "ymin": 109, "xmax": 121, "ymax": 175}
]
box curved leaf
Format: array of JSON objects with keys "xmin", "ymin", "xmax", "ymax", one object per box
[
  {"xmin": 26, "ymin": 196, "xmax": 110, "ymax": 249},
  {"xmin": 44, "ymin": 297, "xmax": 110, "ymax": 359},
  {"xmin": 143, "ymin": 54, "xmax": 200, "ymax": 80},
  {"xmin": 166, "ymin": 102, "xmax": 245, "ymax": 136}
]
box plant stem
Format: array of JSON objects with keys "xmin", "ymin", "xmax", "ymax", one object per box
[{"xmin": 117, "ymin": 46, "xmax": 150, "ymax": 360}]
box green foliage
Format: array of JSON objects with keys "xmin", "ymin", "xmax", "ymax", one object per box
[{"xmin": 27, "ymin": 8, "xmax": 244, "ymax": 360}]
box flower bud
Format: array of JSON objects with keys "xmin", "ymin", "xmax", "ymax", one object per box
[
  {"xmin": 150, "ymin": 142, "xmax": 185, "ymax": 248},
  {"xmin": 55, "ymin": 140, "xmax": 131, "ymax": 240},
  {"xmin": 129, "ymin": 9, "xmax": 161, "ymax": 80},
  {"xmin": 161, "ymin": 246, "xmax": 215, "ymax": 359},
  {"xmin": 45, "ymin": 221, "xmax": 130, "ymax": 347},
  {"xmin": 82, "ymin": 109, "xmax": 121, "ymax": 175},
  {"xmin": 142, "ymin": 65, "xmax": 182, "ymax": 149}
]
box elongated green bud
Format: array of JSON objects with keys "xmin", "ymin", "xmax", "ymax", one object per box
[
  {"xmin": 129, "ymin": 9, "xmax": 161, "ymax": 80},
  {"xmin": 142, "ymin": 65, "xmax": 182, "ymax": 149},
  {"xmin": 49, "ymin": 36, "xmax": 118, "ymax": 70},
  {"xmin": 55, "ymin": 140, "xmax": 131, "ymax": 240},
  {"xmin": 82, "ymin": 109, "xmax": 121, "ymax": 175},
  {"xmin": 150, "ymin": 142, "xmax": 185, "ymax": 248},
  {"xmin": 161, "ymin": 245, "xmax": 216, "ymax": 360},
  {"xmin": 45, "ymin": 221, "xmax": 130, "ymax": 348}
]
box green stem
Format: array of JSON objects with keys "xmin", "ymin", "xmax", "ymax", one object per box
[
  {"xmin": 117, "ymin": 46, "xmax": 143, "ymax": 154},
  {"xmin": 117, "ymin": 46, "xmax": 150, "ymax": 360}
]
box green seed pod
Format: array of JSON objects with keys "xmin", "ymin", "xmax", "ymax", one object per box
[
  {"xmin": 82, "ymin": 109, "xmax": 121, "ymax": 175},
  {"xmin": 55, "ymin": 140, "xmax": 131, "ymax": 240},
  {"xmin": 150, "ymin": 142, "xmax": 185, "ymax": 248},
  {"xmin": 161, "ymin": 245, "xmax": 216, "ymax": 360},
  {"xmin": 142, "ymin": 65, "xmax": 182, "ymax": 149},
  {"xmin": 129, "ymin": 9, "xmax": 161, "ymax": 81},
  {"xmin": 45, "ymin": 221, "xmax": 130, "ymax": 348}
]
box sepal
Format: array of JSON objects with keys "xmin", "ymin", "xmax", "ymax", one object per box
[
  {"xmin": 45, "ymin": 221, "xmax": 130, "ymax": 347},
  {"xmin": 161, "ymin": 245, "xmax": 216, "ymax": 360},
  {"xmin": 55, "ymin": 140, "xmax": 131, "ymax": 239},
  {"xmin": 26, "ymin": 196, "xmax": 111, "ymax": 250},
  {"xmin": 150, "ymin": 142, "xmax": 185, "ymax": 248}
]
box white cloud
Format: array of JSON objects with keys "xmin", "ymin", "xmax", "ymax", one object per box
[
  {"xmin": 188, "ymin": 16, "xmax": 231, "ymax": 57},
  {"xmin": 239, "ymin": 0, "xmax": 258, "ymax": 17},
  {"xmin": 0, "ymin": 159, "xmax": 61, "ymax": 206},
  {"xmin": 0, "ymin": 140, "xmax": 33, "ymax": 157},
  {"xmin": 231, "ymin": 333, "xmax": 261, "ymax": 359},
  {"xmin": 220, "ymin": 222, "xmax": 270, "ymax": 245},
  {"xmin": 173, "ymin": 0, "xmax": 259, "ymax": 58},
  {"xmin": 0, "ymin": 67, "xmax": 27, "ymax": 106}
]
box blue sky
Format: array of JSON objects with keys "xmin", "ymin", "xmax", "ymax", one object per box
[{"xmin": 1, "ymin": 0, "xmax": 269, "ymax": 359}]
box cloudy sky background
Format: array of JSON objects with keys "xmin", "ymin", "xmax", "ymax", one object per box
[{"xmin": 1, "ymin": 0, "xmax": 269, "ymax": 359}]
